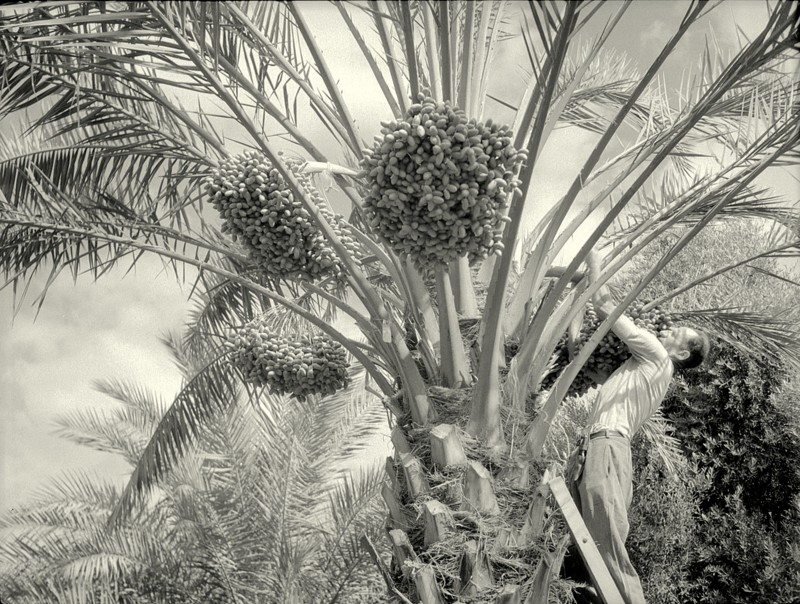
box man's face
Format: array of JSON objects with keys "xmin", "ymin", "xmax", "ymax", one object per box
[{"xmin": 659, "ymin": 327, "xmax": 699, "ymax": 362}]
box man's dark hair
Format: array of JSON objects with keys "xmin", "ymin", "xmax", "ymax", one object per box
[{"xmin": 673, "ymin": 329, "xmax": 711, "ymax": 370}]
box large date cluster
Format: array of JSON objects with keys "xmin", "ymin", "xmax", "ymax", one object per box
[
  {"xmin": 206, "ymin": 151, "xmax": 358, "ymax": 281},
  {"xmin": 361, "ymin": 95, "xmax": 525, "ymax": 267},
  {"xmin": 228, "ymin": 318, "xmax": 350, "ymax": 401},
  {"xmin": 543, "ymin": 300, "xmax": 673, "ymax": 396}
]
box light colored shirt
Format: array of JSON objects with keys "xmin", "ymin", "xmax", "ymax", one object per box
[{"xmin": 587, "ymin": 319, "xmax": 673, "ymax": 438}]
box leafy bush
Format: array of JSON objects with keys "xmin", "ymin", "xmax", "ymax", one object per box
[
  {"xmin": 628, "ymin": 449, "xmax": 800, "ymax": 604},
  {"xmin": 684, "ymin": 490, "xmax": 800, "ymax": 604},
  {"xmin": 626, "ymin": 341, "xmax": 800, "ymax": 603},
  {"xmin": 662, "ymin": 342, "xmax": 800, "ymax": 518}
]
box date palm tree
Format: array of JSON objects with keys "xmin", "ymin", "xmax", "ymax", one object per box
[
  {"xmin": 0, "ymin": 318, "xmax": 388, "ymax": 604},
  {"xmin": 1, "ymin": 1, "xmax": 798, "ymax": 602}
]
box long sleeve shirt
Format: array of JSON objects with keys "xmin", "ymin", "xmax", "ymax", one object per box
[{"xmin": 587, "ymin": 321, "xmax": 673, "ymax": 438}]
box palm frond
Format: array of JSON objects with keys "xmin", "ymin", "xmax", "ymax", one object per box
[
  {"xmin": 92, "ymin": 378, "xmax": 168, "ymax": 434},
  {"xmin": 110, "ymin": 347, "xmax": 239, "ymax": 526},
  {"xmin": 179, "ymin": 258, "xmax": 285, "ymax": 359},
  {"xmin": 279, "ymin": 365, "xmax": 378, "ymax": 472},
  {"xmin": 0, "ymin": 128, "xmax": 208, "ymax": 227},
  {"xmin": 52, "ymin": 407, "xmax": 145, "ymax": 464},
  {"xmin": 677, "ymin": 307, "xmax": 800, "ymax": 371},
  {"xmin": 315, "ymin": 465, "xmax": 386, "ymax": 603},
  {"xmin": 533, "ymin": 114, "xmax": 798, "ymax": 389},
  {"xmin": 638, "ymin": 411, "xmax": 685, "ymax": 479},
  {"xmin": 1, "ymin": 471, "xmax": 118, "ymax": 531},
  {"xmin": 57, "ymin": 553, "xmax": 147, "ymax": 584},
  {"xmin": 0, "ymin": 210, "xmax": 210, "ymax": 309},
  {"xmin": 546, "ymin": 1, "xmax": 797, "ymax": 264},
  {"xmin": 335, "ymin": 0, "xmax": 401, "ymax": 116},
  {"xmin": 609, "ymin": 166, "xmax": 799, "ymax": 244}
]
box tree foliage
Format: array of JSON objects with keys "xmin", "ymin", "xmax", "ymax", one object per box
[
  {"xmin": 619, "ymin": 219, "xmax": 800, "ymax": 604},
  {"xmin": 685, "ymin": 491, "xmax": 800, "ymax": 604},
  {"xmin": 0, "ymin": 340, "xmax": 388, "ymax": 604},
  {"xmin": 664, "ymin": 343, "xmax": 800, "ymax": 518},
  {"xmin": 1, "ymin": 1, "xmax": 799, "ymax": 602}
]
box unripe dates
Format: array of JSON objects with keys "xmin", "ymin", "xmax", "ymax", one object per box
[{"xmin": 361, "ymin": 96, "xmax": 525, "ymax": 268}]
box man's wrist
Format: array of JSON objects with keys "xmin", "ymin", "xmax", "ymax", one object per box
[
  {"xmin": 592, "ymin": 289, "xmax": 614, "ymax": 315},
  {"xmin": 586, "ymin": 250, "xmax": 602, "ymax": 281}
]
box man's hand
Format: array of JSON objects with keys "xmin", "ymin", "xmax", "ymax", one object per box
[
  {"xmin": 586, "ymin": 248, "xmax": 614, "ymax": 319},
  {"xmin": 586, "ymin": 249, "xmax": 602, "ymax": 282}
]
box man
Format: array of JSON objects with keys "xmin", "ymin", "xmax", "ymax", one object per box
[{"xmin": 564, "ymin": 250, "xmax": 710, "ymax": 604}]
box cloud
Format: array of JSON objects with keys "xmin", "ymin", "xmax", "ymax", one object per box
[
  {"xmin": 639, "ymin": 19, "xmax": 670, "ymax": 46},
  {"xmin": 0, "ymin": 257, "xmax": 189, "ymax": 511}
]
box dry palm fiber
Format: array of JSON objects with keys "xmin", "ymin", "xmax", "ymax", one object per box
[{"xmin": 384, "ymin": 385, "xmax": 567, "ymax": 600}]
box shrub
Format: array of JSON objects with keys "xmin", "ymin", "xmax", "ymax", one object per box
[
  {"xmin": 630, "ymin": 341, "xmax": 800, "ymax": 603},
  {"xmin": 628, "ymin": 435, "xmax": 701, "ymax": 604},
  {"xmin": 662, "ymin": 342, "xmax": 800, "ymax": 518},
  {"xmin": 628, "ymin": 436, "xmax": 800, "ymax": 604},
  {"xmin": 684, "ymin": 490, "xmax": 800, "ymax": 604}
]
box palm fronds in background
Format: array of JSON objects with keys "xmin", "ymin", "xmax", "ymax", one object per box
[
  {"xmin": 0, "ymin": 331, "xmax": 386, "ymax": 604},
  {"xmin": 1, "ymin": 1, "xmax": 798, "ymax": 601}
]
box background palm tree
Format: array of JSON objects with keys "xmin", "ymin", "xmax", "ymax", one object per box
[
  {"xmin": 1, "ymin": 1, "xmax": 798, "ymax": 602},
  {"xmin": 0, "ymin": 320, "xmax": 388, "ymax": 604}
]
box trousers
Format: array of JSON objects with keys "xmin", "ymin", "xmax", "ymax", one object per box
[{"xmin": 567, "ymin": 433, "xmax": 645, "ymax": 604}]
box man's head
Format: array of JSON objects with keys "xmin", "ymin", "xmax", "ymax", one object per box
[{"xmin": 659, "ymin": 327, "xmax": 710, "ymax": 370}]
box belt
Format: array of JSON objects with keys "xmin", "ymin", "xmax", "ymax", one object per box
[
  {"xmin": 569, "ymin": 429, "xmax": 628, "ymax": 486},
  {"xmin": 589, "ymin": 429, "xmax": 627, "ymax": 440}
]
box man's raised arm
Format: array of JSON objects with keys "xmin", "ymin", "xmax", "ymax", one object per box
[
  {"xmin": 586, "ymin": 249, "xmax": 667, "ymax": 363},
  {"xmin": 586, "ymin": 249, "xmax": 617, "ymax": 320}
]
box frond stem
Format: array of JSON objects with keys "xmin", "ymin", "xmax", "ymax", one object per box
[
  {"xmin": 2, "ymin": 216, "xmax": 395, "ymax": 397},
  {"xmin": 286, "ymin": 2, "xmax": 364, "ymax": 157},
  {"xmin": 373, "ymin": 0, "xmax": 409, "ymax": 114},
  {"xmin": 335, "ymin": 1, "xmax": 402, "ymax": 116},
  {"xmin": 226, "ymin": 3, "xmax": 355, "ymax": 151},
  {"xmin": 399, "ymin": 1, "xmax": 419, "ymax": 101}
]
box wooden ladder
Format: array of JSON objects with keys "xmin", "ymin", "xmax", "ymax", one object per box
[{"xmin": 543, "ymin": 476, "xmax": 626, "ymax": 604}]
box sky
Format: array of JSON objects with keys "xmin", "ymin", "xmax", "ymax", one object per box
[
  {"xmin": 0, "ymin": 260, "xmax": 190, "ymax": 510},
  {"xmin": 1, "ymin": 1, "xmax": 797, "ymax": 512}
]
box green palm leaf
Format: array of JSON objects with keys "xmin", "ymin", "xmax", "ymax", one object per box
[
  {"xmin": 638, "ymin": 411, "xmax": 685, "ymax": 479},
  {"xmin": 678, "ymin": 307, "xmax": 800, "ymax": 370},
  {"xmin": 109, "ymin": 346, "xmax": 239, "ymax": 526}
]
